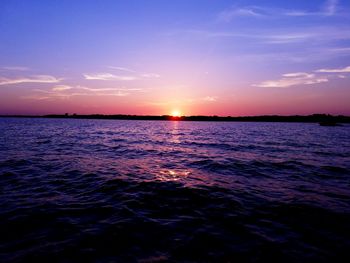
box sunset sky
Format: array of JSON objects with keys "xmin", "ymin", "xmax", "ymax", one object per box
[{"xmin": 1, "ymin": 0, "xmax": 350, "ymax": 116}]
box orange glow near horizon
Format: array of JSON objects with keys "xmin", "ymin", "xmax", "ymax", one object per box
[{"xmin": 171, "ymin": 110, "xmax": 181, "ymax": 117}]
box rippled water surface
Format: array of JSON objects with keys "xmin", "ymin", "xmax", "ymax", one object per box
[{"xmin": 1, "ymin": 118, "xmax": 350, "ymax": 262}]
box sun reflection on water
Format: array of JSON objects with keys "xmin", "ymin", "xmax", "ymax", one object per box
[
  {"xmin": 169, "ymin": 121, "xmax": 181, "ymax": 144},
  {"xmin": 158, "ymin": 169, "xmax": 191, "ymax": 182}
]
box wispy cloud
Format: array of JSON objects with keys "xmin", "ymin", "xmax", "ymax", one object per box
[
  {"xmin": 171, "ymin": 27, "xmax": 350, "ymax": 65},
  {"xmin": 285, "ymin": 0, "xmax": 339, "ymax": 16},
  {"xmin": 79, "ymin": 87, "xmax": 142, "ymax": 92},
  {"xmin": 218, "ymin": 0, "xmax": 339, "ymax": 22},
  {"xmin": 266, "ymin": 28, "xmax": 350, "ymax": 44},
  {"xmin": 52, "ymin": 85, "xmax": 73, "ymax": 91},
  {"xmin": 264, "ymin": 33, "xmax": 316, "ymax": 44},
  {"xmin": 0, "ymin": 75, "xmax": 61, "ymax": 86},
  {"xmin": 2, "ymin": 66, "xmax": 29, "ymax": 71},
  {"xmin": 109, "ymin": 66, "xmax": 161, "ymax": 79},
  {"xmin": 315, "ymin": 65, "xmax": 350, "ymax": 73},
  {"xmin": 217, "ymin": 6, "xmax": 265, "ymax": 22},
  {"xmin": 85, "ymin": 67, "xmax": 161, "ymax": 81},
  {"xmin": 237, "ymin": 45, "xmax": 350, "ymax": 64},
  {"xmin": 326, "ymin": 47, "xmax": 350, "ymax": 53},
  {"xmin": 83, "ymin": 73, "xmax": 137, "ymax": 81},
  {"xmin": 254, "ymin": 72, "xmax": 328, "ymax": 88},
  {"xmin": 21, "ymin": 95, "xmax": 51, "ymax": 100},
  {"xmin": 180, "ymin": 26, "xmax": 350, "ymax": 45},
  {"xmin": 203, "ymin": 96, "xmax": 218, "ymax": 102},
  {"xmin": 25, "ymin": 85, "xmax": 142, "ymax": 100},
  {"xmin": 141, "ymin": 73, "xmax": 160, "ymax": 78},
  {"xmin": 323, "ymin": 0, "xmax": 338, "ymax": 16},
  {"xmin": 108, "ymin": 66, "xmax": 137, "ymax": 73}
]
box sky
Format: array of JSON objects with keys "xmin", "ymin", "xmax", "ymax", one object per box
[{"xmin": 0, "ymin": 0, "xmax": 350, "ymax": 116}]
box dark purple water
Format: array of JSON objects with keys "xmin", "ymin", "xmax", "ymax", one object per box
[{"xmin": 0, "ymin": 118, "xmax": 350, "ymax": 262}]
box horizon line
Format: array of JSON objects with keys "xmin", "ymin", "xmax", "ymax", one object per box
[{"xmin": 0, "ymin": 113, "xmax": 349, "ymax": 123}]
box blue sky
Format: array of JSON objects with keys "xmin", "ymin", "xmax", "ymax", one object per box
[{"xmin": 0, "ymin": 0, "xmax": 350, "ymax": 115}]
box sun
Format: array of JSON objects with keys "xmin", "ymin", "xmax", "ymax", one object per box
[{"xmin": 171, "ymin": 110, "xmax": 181, "ymax": 117}]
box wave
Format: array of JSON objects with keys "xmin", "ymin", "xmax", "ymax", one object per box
[{"xmin": 1, "ymin": 119, "xmax": 350, "ymax": 262}]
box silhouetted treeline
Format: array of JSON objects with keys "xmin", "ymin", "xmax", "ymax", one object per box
[{"xmin": 1, "ymin": 113, "xmax": 349, "ymax": 123}]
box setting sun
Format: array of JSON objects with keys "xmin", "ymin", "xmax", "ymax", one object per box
[
  {"xmin": 1, "ymin": 1, "xmax": 350, "ymax": 262},
  {"xmin": 171, "ymin": 110, "xmax": 181, "ymax": 117}
]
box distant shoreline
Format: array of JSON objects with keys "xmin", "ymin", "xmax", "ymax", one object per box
[{"xmin": 0, "ymin": 114, "xmax": 349, "ymax": 123}]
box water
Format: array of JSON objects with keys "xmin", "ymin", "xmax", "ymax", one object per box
[{"xmin": 0, "ymin": 118, "xmax": 349, "ymax": 262}]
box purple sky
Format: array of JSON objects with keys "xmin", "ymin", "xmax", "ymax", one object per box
[{"xmin": 1, "ymin": 0, "xmax": 350, "ymax": 116}]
